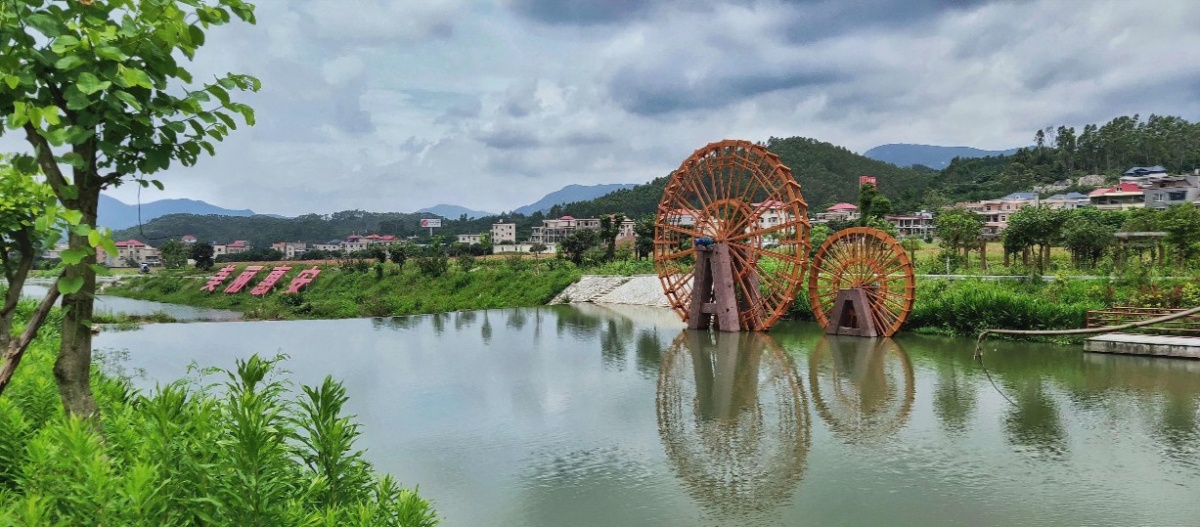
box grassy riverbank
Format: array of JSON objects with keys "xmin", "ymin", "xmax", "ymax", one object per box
[
  {"xmin": 104, "ymin": 258, "xmax": 1200, "ymax": 337},
  {"xmin": 0, "ymin": 301, "xmax": 438, "ymax": 525},
  {"xmin": 106, "ymin": 259, "xmax": 582, "ymax": 320}
]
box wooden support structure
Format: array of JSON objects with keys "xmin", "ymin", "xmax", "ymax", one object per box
[
  {"xmin": 688, "ymin": 244, "xmax": 740, "ymax": 332},
  {"xmin": 824, "ymin": 288, "xmax": 879, "ymax": 337}
]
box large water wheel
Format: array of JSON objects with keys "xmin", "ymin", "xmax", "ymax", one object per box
[
  {"xmin": 653, "ymin": 139, "xmax": 810, "ymax": 332},
  {"xmin": 808, "ymin": 227, "xmax": 915, "ymax": 337}
]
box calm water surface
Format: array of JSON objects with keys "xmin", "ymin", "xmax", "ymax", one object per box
[
  {"xmin": 95, "ymin": 304, "xmax": 1200, "ymax": 526},
  {"xmin": 21, "ymin": 283, "xmax": 240, "ymax": 321}
]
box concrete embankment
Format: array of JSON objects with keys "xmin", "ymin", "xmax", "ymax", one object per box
[{"xmin": 549, "ymin": 275, "xmax": 671, "ymax": 308}]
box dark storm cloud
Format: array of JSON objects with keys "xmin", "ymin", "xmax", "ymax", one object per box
[
  {"xmin": 609, "ymin": 62, "xmax": 845, "ymax": 116},
  {"xmin": 774, "ymin": 0, "xmax": 1002, "ymax": 42},
  {"xmin": 477, "ymin": 128, "xmax": 543, "ymax": 149},
  {"xmin": 505, "ymin": 0, "xmax": 658, "ymax": 25}
]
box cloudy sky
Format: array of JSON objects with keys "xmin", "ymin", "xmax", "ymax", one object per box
[{"xmin": 95, "ymin": 0, "xmax": 1200, "ymax": 215}]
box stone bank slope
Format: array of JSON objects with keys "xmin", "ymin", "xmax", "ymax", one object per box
[{"xmin": 549, "ymin": 275, "xmax": 670, "ymax": 308}]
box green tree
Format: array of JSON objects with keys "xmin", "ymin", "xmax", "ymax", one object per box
[
  {"xmin": 1161, "ymin": 204, "xmax": 1200, "ymax": 267},
  {"xmin": 388, "ymin": 243, "xmax": 408, "ymax": 270},
  {"xmin": 0, "ymin": 160, "xmax": 71, "ymax": 397},
  {"xmin": 632, "ymin": 215, "xmax": 654, "ymax": 259},
  {"xmin": 935, "ymin": 207, "xmax": 984, "ymax": 263},
  {"xmin": 599, "ymin": 214, "xmax": 625, "ymax": 261},
  {"xmin": 0, "ymin": 0, "xmax": 259, "ymax": 418},
  {"xmin": 190, "ymin": 241, "xmax": 214, "ymax": 271},
  {"xmin": 1003, "ymin": 206, "xmax": 1064, "ymax": 272},
  {"xmin": 560, "ymin": 229, "xmax": 599, "ymax": 266},
  {"xmin": 158, "ymin": 239, "xmax": 188, "ymax": 269},
  {"xmin": 1060, "ymin": 208, "xmax": 1115, "ymax": 269}
]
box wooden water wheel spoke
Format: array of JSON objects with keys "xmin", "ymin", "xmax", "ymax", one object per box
[
  {"xmin": 655, "ymin": 139, "xmax": 810, "ymax": 332},
  {"xmin": 807, "ymin": 227, "xmax": 915, "ymax": 337}
]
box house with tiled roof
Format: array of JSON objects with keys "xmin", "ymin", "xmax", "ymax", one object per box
[{"xmin": 1089, "ymin": 182, "xmax": 1145, "ymax": 210}]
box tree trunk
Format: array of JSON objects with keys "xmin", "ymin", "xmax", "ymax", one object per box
[
  {"xmin": 979, "ymin": 241, "xmax": 988, "ymax": 272},
  {"xmin": 54, "ymin": 184, "xmax": 101, "ymax": 420},
  {"xmin": 0, "ymin": 246, "xmax": 34, "ymax": 350},
  {"xmin": 0, "ymin": 278, "xmax": 61, "ymax": 398}
]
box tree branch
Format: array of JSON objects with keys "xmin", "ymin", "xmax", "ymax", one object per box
[
  {"xmin": 22, "ymin": 123, "xmax": 74, "ymax": 207},
  {"xmin": 0, "ymin": 273, "xmax": 62, "ymax": 399}
]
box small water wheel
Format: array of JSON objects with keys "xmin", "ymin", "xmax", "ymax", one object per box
[
  {"xmin": 654, "ymin": 139, "xmax": 810, "ymax": 332},
  {"xmin": 808, "ymin": 227, "xmax": 915, "ymax": 337}
]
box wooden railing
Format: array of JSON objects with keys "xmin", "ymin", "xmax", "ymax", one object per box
[{"xmin": 1086, "ymin": 306, "xmax": 1200, "ymax": 335}]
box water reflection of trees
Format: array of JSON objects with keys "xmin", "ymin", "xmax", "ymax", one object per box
[
  {"xmin": 1003, "ymin": 378, "xmax": 1068, "ymax": 456},
  {"xmin": 932, "ymin": 352, "xmax": 978, "ymax": 435},
  {"xmin": 657, "ymin": 330, "xmax": 810, "ymax": 516},
  {"xmin": 808, "ymin": 336, "xmax": 914, "ymax": 443}
]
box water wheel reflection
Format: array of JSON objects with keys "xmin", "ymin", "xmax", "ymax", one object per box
[
  {"xmin": 808, "ymin": 336, "xmax": 914, "ymax": 443},
  {"xmin": 656, "ymin": 330, "xmax": 810, "ymax": 514}
]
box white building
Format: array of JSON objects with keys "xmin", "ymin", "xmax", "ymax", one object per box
[{"xmin": 491, "ymin": 222, "xmax": 516, "ymax": 244}]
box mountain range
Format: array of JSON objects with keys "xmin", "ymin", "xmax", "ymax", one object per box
[
  {"xmin": 98, "ymin": 194, "xmax": 257, "ymax": 231},
  {"xmin": 417, "ymin": 204, "xmax": 495, "ymax": 219},
  {"xmin": 863, "ymin": 143, "xmax": 1020, "ymax": 169},
  {"xmin": 513, "ymin": 183, "xmax": 637, "ymax": 215}
]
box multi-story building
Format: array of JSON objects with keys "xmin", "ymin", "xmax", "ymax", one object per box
[
  {"xmin": 529, "ymin": 215, "xmax": 635, "ymax": 245},
  {"xmin": 457, "ymin": 233, "xmax": 484, "ymax": 245},
  {"xmin": 272, "ymin": 242, "xmax": 309, "ymax": 259},
  {"xmin": 225, "ymin": 240, "xmax": 250, "ymax": 254},
  {"xmin": 108, "ymin": 239, "xmax": 160, "ymax": 267},
  {"xmin": 1089, "ymin": 182, "xmax": 1145, "ymax": 210},
  {"xmin": 1141, "ymin": 174, "xmax": 1200, "ymax": 209},
  {"xmin": 491, "ymin": 222, "xmax": 516, "ymax": 244},
  {"xmin": 1042, "ymin": 192, "xmax": 1090, "ymax": 210},
  {"xmin": 957, "ymin": 192, "xmax": 1038, "ymax": 234},
  {"xmin": 885, "ymin": 212, "xmax": 934, "ymax": 238},
  {"xmin": 814, "ymin": 203, "xmax": 859, "ymax": 223}
]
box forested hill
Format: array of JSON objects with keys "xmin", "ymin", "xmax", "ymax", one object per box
[
  {"xmin": 111, "ymin": 210, "xmax": 440, "ymax": 248},
  {"xmin": 552, "ymin": 136, "xmax": 937, "ymax": 219}
]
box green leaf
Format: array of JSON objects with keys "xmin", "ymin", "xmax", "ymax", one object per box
[
  {"xmin": 188, "ymin": 25, "xmax": 206, "ymax": 46},
  {"xmin": 77, "ymin": 72, "xmax": 111, "ymax": 95},
  {"xmin": 113, "ymin": 90, "xmax": 143, "ymax": 111},
  {"xmin": 41, "ymin": 106, "xmax": 61, "ymax": 126},
  {"xmin": 58, "ymin": 152, "xmax": 87, "ymax": 168},
  {"xmin": 3, "ymin": 75, "xmax": 19, "ymax": 89},
  {"xmin": 64, "ymin": 209, "xmax": 83, "ymax": 225},
  {"xmin": 58, "ymin": 276, "xmax": 85, "ymax": 295},
  {"xmin": 50, "ymin": 35, "xmax": 80, "ymax": 53},
  {"xmin": 208, "ymin": 85, "xmax": 231, "ymax": 105},
  {"xmin": 60, "ymin": 248, "xmax": 90, "ymax": 265},
  {"xmin": 87, "ymin": 229, "xmax": 101, "ymax": 247},
  {"xmin": 95, "ymin": 46, "xmax": 129, "ymax": 62},
  {"xmin": 120, "ymin": 66, "xmax": 153, "ymax": 89},
  {"xmin": 151, "ymin": 179, "xmax": 164, "ymax": 191}
]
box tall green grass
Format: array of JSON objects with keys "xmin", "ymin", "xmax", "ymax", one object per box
[
  {"xmin": 907, "ymin": 279, "xmax": 1102, "ymax": 335},
  {"xmin": 107, "ymin": 261, "xmax": 582, "ymax": 320},
  {"xmin": 0, "ymin": 301, "xmax": 438, "ymax": 526}
]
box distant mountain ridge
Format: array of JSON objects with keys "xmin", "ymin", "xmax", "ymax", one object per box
[
  {"xmin": 417, "ymin": 204, "xmax": 495, "ymax": 219},
  {"xmin": 98, "ymin": 194, "xmax": 256, "ymax": 230},
  {"xmin": 514, "ymin": 183, "xmax": 637, "ymax": 215},
  {"xmin": 864, "ymin": 143, "xmax": 1020, "ymax": 169}
]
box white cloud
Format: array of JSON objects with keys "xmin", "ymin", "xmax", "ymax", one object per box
[{"xmin": 95, "ymin": 0, "xmax": 1200, "ymax": 216}]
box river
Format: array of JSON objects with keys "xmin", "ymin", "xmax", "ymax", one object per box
[{"xmin": 92, "ymin": 303, "xmax": 1200, "ymax": 527}]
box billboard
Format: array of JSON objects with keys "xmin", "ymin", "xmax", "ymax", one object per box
[
  {"xmin": 859, "ymin": 175, "xmax": 877, "ymax": 187},
  {"xmin": 420, "ymin": 218, "xmax": 442, "ymax": 228}
]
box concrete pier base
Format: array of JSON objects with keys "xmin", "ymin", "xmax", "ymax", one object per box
[{"xmin": 1084, "ymin": 333, "xmax": 1200, "ymax": 359}]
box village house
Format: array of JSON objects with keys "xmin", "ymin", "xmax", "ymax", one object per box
[
  {"xmin": 956, "ymin": 192, "xmax": 1038, "ymax": 234},
  {"xmin": 457, "ymin": 233, "xmax": 484, "ymax": 245},
  {"xmin": 1042, "ymin": 192, "xmax": 1090, "ymax": 210},
  {"xmin": 1140, "ymin": 174, "xmax": 1200, "ymax": 209},
  {"xmin": 98, "ymin": 239, "xmax": 160, "ymax": 267},
  {"xmin": 1120, "ymin": 165, "xmax": 1168, "ymax": 180},
  {"xmin": 1089, "ymin": 182, "xmax": 1145, "ymax": 211},
  {"xmin": 271, "ymin": 242, "xmax": 309, "ymax": 259},
  {"xmin": 885, "ymin": 211, "xmax": 935, "ymax": 238},
  {"xmin": 181, "ymin": 234, "xmax": 197, "ymax": 244},
  {"xmin": 814, "ymin": 203, "xmax": 859, "ymax": 223},
  {"xmin": 490, "ymin": 222, "xmax": 516, "ymax": 244},
  {"xmin": 530, "ymin": 215, "xmax": 634, "ymax": 245}
]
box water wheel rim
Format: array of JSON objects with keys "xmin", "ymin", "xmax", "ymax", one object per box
[
  {"xmin": 654, "ymin": 139, "xmax": 810, "ymax": 331},
  {"xmin": 808, "ymin": 227, "xmax": 915, "ymax": 337}
]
